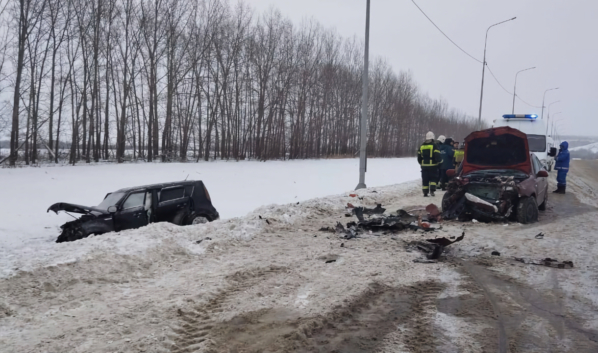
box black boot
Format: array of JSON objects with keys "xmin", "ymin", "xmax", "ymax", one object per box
[
  {"xmin": 553, "ymin": 185, "xmax": 566, "ymax": 194},
  {"xmin": 430, "ymin": 185, "xmax": 436, "ymax": 197},
  {"xmin": 423, "ymin": 190, "xmax": 429, "ymax": 197}
]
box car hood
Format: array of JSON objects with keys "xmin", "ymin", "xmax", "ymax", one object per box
[
  {"xmin": 462, "ymin": 126, "xmax": 532, "ymax": 176},
  {"xmin": 47, "ymin": 202, "xmax": 109, "ymax": 215}
]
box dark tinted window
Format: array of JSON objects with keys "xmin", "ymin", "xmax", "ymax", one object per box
[
  {"xmin": 123, "ymin": 192, "xmax": 145, "ymax": 209},
  {"xmin": 527, "ymin": 134, "xmax": 546, "ymax": 152},
  {"xmin": 467, "ymin": 134, "xmax": 527, "ymax": 166},
  {"xmin": 160, "ymin": 187, "xmax": 184, "ymax": 202}
]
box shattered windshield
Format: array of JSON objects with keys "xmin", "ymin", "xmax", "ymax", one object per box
[
  {"xmin": 97, "ymin": 192, "xmax": 125, "ymax": 210},
  {"xmin": 527, "ymin": 134, "xmax": 546, "ymax": 152}
]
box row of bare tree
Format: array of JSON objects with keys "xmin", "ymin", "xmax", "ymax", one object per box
[{"xmin": 0, "ymin": 0, "xmax": 479, "ymax": 166}]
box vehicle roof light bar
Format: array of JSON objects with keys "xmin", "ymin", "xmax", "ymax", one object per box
[{"xmin": 502, "ymin": 114, "xmax": 538, "ymax": 119}]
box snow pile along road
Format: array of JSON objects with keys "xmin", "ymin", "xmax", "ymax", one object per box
[{"xmin": 0, "ymin": 158, "xmax": 419, "ymax": 277}]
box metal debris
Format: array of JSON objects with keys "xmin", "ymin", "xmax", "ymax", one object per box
[
  {"xmin": 408, "ymin": 232, "xmax": 466, "ymax": 260},
  {"xmin": 514, "ymin": 257, "xmax": 574, "ymax": 269},
  {"xmin": 535, "ymin": 232, "xmax": 545, "ymax": 239}
]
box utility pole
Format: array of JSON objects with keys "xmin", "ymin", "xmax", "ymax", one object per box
[
  {"xmin": 477, "ymin": 17, "xmax": 516, "ymax": 130},
  {"xmin": 356, "ymin": 0, "xmax": 370, "ymax": 190}
]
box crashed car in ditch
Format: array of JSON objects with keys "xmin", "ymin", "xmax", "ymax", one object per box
[
  {"xmin": 48, "ymin": 180, "xmax": 219, "ymax": 243},
  {"xmin": 442, "ymin": 126, "xmax": 548, "ymax": 224}
]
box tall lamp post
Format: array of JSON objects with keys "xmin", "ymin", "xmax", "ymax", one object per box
[
  {"xmin": 552, "ymin": 118, "xmax": 565, "ymax": 138},
  {"xmin": 356, "ymin": 0, "xmax": 370, "ymax": 190},
  {"xmin": 546, "ymin": 107, "xmax": 561, "ymax": 135},
  {"xmin": 548, "ymin": 112, "xmax": 562, "ymax": 135},
  {"xmin": 512, "ymin": 66, "xmax": 536, "ymax": 113},
  {"xmin": 541, "ymin": 87, "xmax": 559, "ymax": 120},
  {"xmin": 477, "ymin": 16, "xmax": 516, "ymax": 130},
  {"xmin": 545, "ymin": 101, "xmax": 560, "ymax": 136}
]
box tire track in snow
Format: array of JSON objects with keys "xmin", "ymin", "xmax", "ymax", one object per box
[{"xmin": 167, "ymin": 265, "xmax": 287, "ymax": 353}]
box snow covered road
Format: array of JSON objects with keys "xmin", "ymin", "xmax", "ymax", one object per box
[{"xmin": 2, "ymin": 160, "xmax": 598, "ymax": 352}]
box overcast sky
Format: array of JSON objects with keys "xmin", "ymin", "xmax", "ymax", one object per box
[{"xmin": 249, "ymin": 0, "xmax": 597, "ymax": 137}]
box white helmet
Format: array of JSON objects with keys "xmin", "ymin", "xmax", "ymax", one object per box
[
  {"xmin": 438, "ymin": 135, "xmax": 446, "ymax": 143},
  {"xmin": 426, "ymin": 131, "xmax": 435, "ymax": 140}
]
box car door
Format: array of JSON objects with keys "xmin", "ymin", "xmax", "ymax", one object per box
[
  {"xmin": 114, "ymin": 191, "xmax": 149, "ymax": 231},
  {"xmin": 155, "ymin": 186, "xmax": 188, "ymax": 222}
]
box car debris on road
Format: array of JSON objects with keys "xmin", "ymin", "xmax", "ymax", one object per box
[{"xmin": 514, "ymin": 257, "xmax": 574, "ymax": 269}]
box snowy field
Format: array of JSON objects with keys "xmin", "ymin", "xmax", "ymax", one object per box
[
  {"xmin": 570, "ymin": 141, "xmax": 598, "ymax": 153},
  {"xmin": 0, "ymin": 158, "xmax": 419, "ymax": 276}
]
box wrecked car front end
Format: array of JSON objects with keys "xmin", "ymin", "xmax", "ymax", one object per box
[
  {"xmin": 442, "ymin": 127, "xmax": 540, "ymax": 223},
  {"xmin": 443, "ymin": 171, "xmax": 533, "ymax": 222},
  {"xmin": 48, "ymin": 201, "xmax": 119, "ymax": 243}
]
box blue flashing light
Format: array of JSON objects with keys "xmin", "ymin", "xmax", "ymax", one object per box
[{"xmin": 502, "ymin": 114, "xmax": 538, "ymax": 120}]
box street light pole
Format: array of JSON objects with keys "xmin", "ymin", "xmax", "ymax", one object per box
[
  {"xmin": 477, "ymin": 16, "xmax": 516, "ymax": 130},
  {"xmin": 546, "ymin": 105, "xmax": 560, "ymax": 135},
  {"xmin": 548, "ymin": 113, "xmax": 562, "ymax": 136},
  {"xmin": 356, "ymin": 0, "xmax": 370, "ymax": 190},
  {"xmin": 541, "ymin": 87, "xmax": 559, "ymax": 120},
  {"xmin": 512, "ymin": 66, "xmax": 536, "ymax": 113},
  {"xmin": 545, "ymin": 101, "xmax": 560, "ymax": 136}
]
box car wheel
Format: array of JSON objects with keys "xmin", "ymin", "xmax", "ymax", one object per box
[
  {"xmin": 538, "ymin": 188, "xmax": 548, "ymax": 211},
  {"xmin": 186, "ymin": 212, "xmax": 209, "ymax": 226},
  {"xmin": 516, "ymin": 196, "xmax": 539, "ymax": 224},
  {"xmin": 172, "ymin": 210, "xmax": 188, "ymax": 226},
  {"xmin": 441, "ymin": 192, "xmax": 452, "ymax": 213}
]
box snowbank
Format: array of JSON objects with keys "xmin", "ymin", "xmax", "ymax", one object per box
[
  {"xmin": 570, "ymin": 142, "xmax": 598, "ymax": 153},
  {"xmin": 0, "ymin": 158, "xmax": 419, "ymax": 277}
]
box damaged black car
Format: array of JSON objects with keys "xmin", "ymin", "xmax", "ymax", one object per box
[
  {"xmin": 48, "ymin": 180, "xmax": 220, "ymax": 243},
  {"xmin": 442, "ymin": 127, "xmax": 548, "ymax": 224}
]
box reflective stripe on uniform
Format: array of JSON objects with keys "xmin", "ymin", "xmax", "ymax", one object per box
[
  {"xmin": 422, "ymin": 186, "xmax": 429, "ymax": 189},
  {"xmin": 419, "ymin": 145, "xmax": 441, "ymax": 166},
  {"xmin": 421, "ymin": 145, "xmax": 433, "ymax": 158},
  {"xmin": 430, "ymin": 182, "xmax": 437, "ymax": 186}
]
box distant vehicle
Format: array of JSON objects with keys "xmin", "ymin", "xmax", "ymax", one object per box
[
  {"xmin": 442, "ymin": 126, "xmax": 549, "ymax": 224},
  {"xmin": 48, "ymin": 180, "xmax": 219, "ymax": 243},
  {"xmin": 492, "ymin": 114, "xmax": 558, "ymax": 170}
]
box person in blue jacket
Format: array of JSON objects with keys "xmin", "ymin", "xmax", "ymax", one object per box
[
  {"xmin": 438, "ymin": 137, "xmax": 455, "ymax": 190},
  {"xmin": 553, "ymin": 141, "xmax": 570, "ymax": 194}
]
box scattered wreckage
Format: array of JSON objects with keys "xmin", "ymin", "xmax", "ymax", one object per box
[
  {"xmin": 48, "ymin": 180, "xmax": 219, "ymax": 243},
  {"xmin": 441, "ymin": 127, "xmax": 549, "ymax": 224},
  {"xmin": 320, "ymin": 203, "xmax": 464, "ymax": 260}
]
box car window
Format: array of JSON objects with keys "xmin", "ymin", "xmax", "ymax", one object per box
[
  {"xmin": 97, "ymin": 192, "xmax": 125, "ymax": 210},
  {"xmin": 123, "ymin": 192, "xmax": 145, "ymax": 209},
  {"xmin": 527, "ymin": 134, "xmax": 547, "ymax": 152},
  {"xmin": 160, "ymin": 187, "xmax": 184, "ymax": 202}
]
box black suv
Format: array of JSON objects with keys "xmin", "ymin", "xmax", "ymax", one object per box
[{"xmin": 48, "ymin": 180, "xmax": 219, "ymax": 243}]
